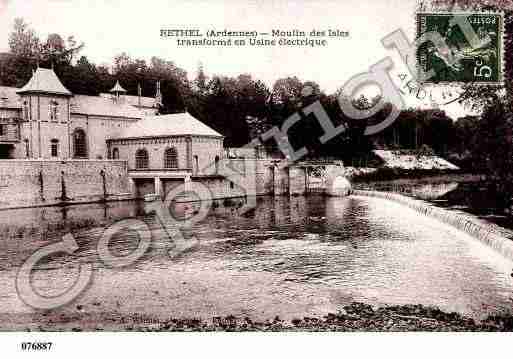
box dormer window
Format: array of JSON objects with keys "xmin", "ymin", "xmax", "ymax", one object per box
[{"xmin": 49, "ymin": 100, "xmax": 59, "ymax": 121}]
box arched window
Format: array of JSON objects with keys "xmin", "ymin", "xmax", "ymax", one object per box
[
  {"xmin": 164, "ymin": 147, "xmax": 178, "ymax": 169},
  {"xmin": 50, "ymin": 139, "xmax": 59, "ymax": 157},
  {"xmin": 135, "ymin": 148, "xmax": 149, "ymax": 169},
  {"xmin": 73, "ymin": 128, "xmax": 87, "ymax": 158},
  {"xmin": 112, "ymin": 148, "xmax": 119, "ymax": 160}
]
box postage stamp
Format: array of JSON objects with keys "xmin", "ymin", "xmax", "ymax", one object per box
[{"xmin": 416, "ymin": 12, "xmax": 504, "ymax": 84}]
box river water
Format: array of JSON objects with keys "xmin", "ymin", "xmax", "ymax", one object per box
[{"xmin": 0, "ymin": 195, "xmax": 513, "ymax": 325}]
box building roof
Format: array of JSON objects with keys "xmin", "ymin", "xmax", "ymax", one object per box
[
  {"xmin": 17, "ymin": 68, "xmax": 72, "ymax": 96},
  {"xmin": 0, "ymin": 85, "xmax": 146, "ymax": 119},
  {"xmin": 71, "ymin": 95, "xmax": 144, "ymax": 119},
  {"xmin": 111, "ymin": 112, "xmax": 223, "ymax": 139},
  {"xmin": 373, "ymin": 150, "xmax": 460, "ymax": 170},
  {"xmin": 124, "ymin": 94, "xmax": 157, "ymax": 108},
  {"xmin": 99, "ymin": 93, "xmax": 157, "ymax": 108},
  {"xmin": 109, "ymin": 80, "xmax": 127, "ymax": 93}
]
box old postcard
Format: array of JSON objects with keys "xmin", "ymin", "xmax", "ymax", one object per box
[{"xmin": 0, "ymin": 0, "xmax": 512, "ymax": 357}]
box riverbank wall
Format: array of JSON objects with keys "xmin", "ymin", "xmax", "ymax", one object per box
[
  {"xmin": 0, "ymin": 160, "xmax": 131, "ymax": 210},
  {"xmin": 353, "ymin": 190, "xmax": 513, "ymax": 262},
  {"xmin": 0, "ymin": 157, "xmax": 351, "ymax": 209}
]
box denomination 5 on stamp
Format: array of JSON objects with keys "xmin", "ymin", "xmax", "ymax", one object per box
[{"xmin": 416, "ymin": 12, "xmax": 504, "ymax": 84}]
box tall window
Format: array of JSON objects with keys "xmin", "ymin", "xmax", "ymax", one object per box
[
  {"xmin": 214, "ymin": 155, "xmax": 220, "ymax": 174},
  {"xmin": 0, "ymin": 124, "xmax": 5, "ymax": 136},
  {"xmin": 135, "ymin": 148, "xmax": 149, "ymax": 169},
  {"xmin": 24, "ymin": 139, "xmax": 29, "ymax": 158},
  {"xmin": 164, "ymin": 147, "xmax": 178, "ymax": 169},
  {"xmin": 194, "ymin": 155, "xmax": 199, "ymax": 175},
  {"xmin": 73, "ymin": 128, "xmax": 87, "ymax": 158},
  {"xmin": 112, "ymin": 148, "xmax": 119, "ymax": 160},
  {"xmin": 23, "ymin": 101, "xmax": 30, "ymax": 121},
  {"xmin": 49, "ymin": 100, "xmax": 59, "ymax": 121},
  {"xmin": 51, "ymin": 139, "xmax": 59, "ymax": 157}
]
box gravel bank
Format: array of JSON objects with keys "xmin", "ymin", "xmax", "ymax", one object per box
[{"xmin": 5, "ymin": 302, "xmax": 513, "ymax": 332}]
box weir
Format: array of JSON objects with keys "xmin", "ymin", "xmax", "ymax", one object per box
[{"xmin": 353, "ymin": 190, "xmax": 513, "ymax": 262}]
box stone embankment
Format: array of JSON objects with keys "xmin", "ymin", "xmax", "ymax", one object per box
[{"xmin": 353, "ymin": 190, "xmax": 513, "ymax": 261}]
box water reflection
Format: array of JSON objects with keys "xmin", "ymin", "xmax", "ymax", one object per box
[{"xmin": 0, "ymin": 196, "xmax": 512, "ymax": 322}]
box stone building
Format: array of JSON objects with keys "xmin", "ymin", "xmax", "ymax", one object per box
[
  {"xmin": 0, "ymin": 67, "xmax": 226, "ymax": 167},
  {"xmin": 107, "ymin": 112, "xmax": 223, "ymax": 175},
  {"xmin": 0, "ymin": 67, "xmax": 230, "ymax": 202},
  {"xmin": 107, "ymin": 112, "xmax": 225, "ymax": 198},
  {"xmin": 0, "ymin": 66, "xmax": 349, "ymax": 209}
]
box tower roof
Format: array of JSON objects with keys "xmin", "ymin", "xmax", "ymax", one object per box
[
  {"xmin": 110, "ymin": 80, "xmax": 127, "ymax": 93},
  {"xmin": 17, "ymin": 67, "xmax": 72, "ymax": 96}
]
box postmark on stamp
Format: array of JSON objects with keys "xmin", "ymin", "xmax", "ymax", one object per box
[{"xmin": 416, "ymin": 12, "xmax": 504, "ymax": 84}]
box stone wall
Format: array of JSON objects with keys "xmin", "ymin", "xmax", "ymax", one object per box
[
  {"xmin": 0, "ymin": 157, "xmax": 348, "ymax": 209},
  {"xmin": 71, "ymin": 114, "xmax": 136, "ymax": 160},
  {"xmin": 193, "ymin": 137, "xmax": 224, "ymax": 175},
  {"xmin": 0, "ymin": 160, "xmax": 130, "ymax": 209},
  {"xmin": 289, "ymin": 167, "xmax": 307, "ymax": 196}
]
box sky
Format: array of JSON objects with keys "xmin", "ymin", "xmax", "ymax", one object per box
[{"xmin": 0, "ymin": 0, "xmax": 476, "ymax": 119}]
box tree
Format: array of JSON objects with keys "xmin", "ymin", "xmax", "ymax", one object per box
[
  {"xmin": 192, "ymin": 62, "xmax": 208, "ymax": 96},
  {"xmin": 3, "ymin": 18, "xmax": 40, "ymax": 87},
  {"xmin": 8, "ymin": 18, "xmax": 40, "ymax": 60}
]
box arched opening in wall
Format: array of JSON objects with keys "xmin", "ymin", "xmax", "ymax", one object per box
[
  {"xmin": 164, "ymin": 147, "xmax": 178, "ymax": 169},
  {"xmin": 135, "ymin": 148, "xmax": 149, "ymax": 169},
  {"xmin": 112, "ymin": 148, "xmax": 119, "ymax": 160},
  {"xmin": 73, "ymin": 128, "xmax": 87, "ymax": 158},
  {"xmin": 50, "ymin": 139, "xmax": 59, "ymax": 158},
  {"xmin": 215, "ymin": 155, "xmax": 220, "ymax": 174}
]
